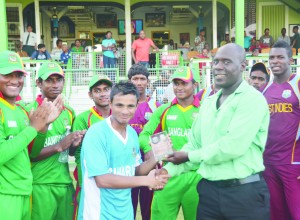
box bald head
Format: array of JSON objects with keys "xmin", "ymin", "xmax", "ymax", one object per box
[
  {"xmin": 217, "ymin": 43, "xmax": 246, "ymax": 63},
  {"xmin": 212, "ymin": 43, "xmax": 246, "ymax": 93}
]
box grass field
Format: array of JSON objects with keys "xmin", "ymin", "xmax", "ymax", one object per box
[{"xmin": 136, "ymin": 206, "xmax": 184, "ymax": 220}]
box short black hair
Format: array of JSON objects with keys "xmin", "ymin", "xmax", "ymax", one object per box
[
  {"xmin": 293, "ymin": 26, "xmax": 299, "ymax": 30},
  {"xmin": 127, "ymin": 64, "xmax": 149, "ymax": 79},
  {"xmin": 272, "ymin": 40, "xmax": 293, "ymax": 58},
  {"xmin": 27, "ymin": 24, "xmax": 32, "ymax": 29},
  {"xmin": 106, "ymin": 31, "xmax": 112, "ymax": 35},
  {"xmin": 38, "ymin": 44, "xmax": 45, "ymax": 49},
  {"xmin": 56, "ymin": 39, "xmax": 62, "ymax": 46},
  {"xmin": 110, "ymin": 81, "xmax": 139, "ymax": 102},
  {"xmin": 250, "ymin": 64, "xmax": 270, "ymax": 82},
  {"xmin": 75, "ymin": 39, "xmax": 81, "ymax": 43}
]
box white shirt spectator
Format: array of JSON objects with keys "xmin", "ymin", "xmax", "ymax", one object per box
[
  {"xmin": 21, "ymin": 31, "xmax": 37, "ymax": 46},
  {"xmin": 277, "ymin": 35, "xmax": 291, "ymax": 45}
]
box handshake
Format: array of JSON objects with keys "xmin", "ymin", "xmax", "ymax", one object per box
[{"xmin": 147, "ymin": 167, "xmax": 170, "ymax": 191}]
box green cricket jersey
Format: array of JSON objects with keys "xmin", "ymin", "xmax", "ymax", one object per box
[
  {"xmin": 139, "ymin": 97, "xmax": 200, "ymax": 153},
  {"xmin": 73, "ymin": 107, "xmax": 107, "ymax": 186},
  {"xmin": 0, "ymin": 97, "xmax": 39, "ymax": 196},
  {"xmin": 26, "ymin": 95, "xmax": 76, "ymax": 185}
]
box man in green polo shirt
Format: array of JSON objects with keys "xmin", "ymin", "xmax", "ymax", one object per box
[
  {"xmin": 26, "ymin": 62, "xmax": 86, "ymax": 220},
  {"xmin": 139, "ymin": 66, "xmax": 201, "ymax": 220},
  {"xmin": 162, "ymin": 43, "xmax": 270, "ymax": 219},
  {"xmin": 72, "ymin": 74, "xmax": 112, "ymax": 218},
  {"xmin": 0, "ymin": 51, "xmax": 63, "ymax": 220}
]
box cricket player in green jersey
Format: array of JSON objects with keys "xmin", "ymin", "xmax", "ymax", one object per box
[
  {"xmin": 26, "ymin": 62, "xmax": 86, "ymax": 220},
  {"xmin": 0, "ymin": 51, "xmax": 63, "ymax": 220},
  {"xmin": 72, "ymin": 74, "xmax": 112, "ymax": 218},
  {"xmin": 139, "ymin": 66, "xmax": 201, "ymax": 220}
]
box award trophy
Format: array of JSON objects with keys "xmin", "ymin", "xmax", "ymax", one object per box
[{"xmin": 150, "ymin": 131, "xmax": 173, "ymax": 162}]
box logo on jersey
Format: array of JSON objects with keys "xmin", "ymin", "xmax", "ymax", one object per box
[
  {"xmin": 167, "ymin": 115, "xmax": 178, "ymax": 120},
  {"xmin": 192, "ymin": 112, "xmax": 199, "ymax": 120},
  {"xmin": 8, "ymin": 121, "xmax": 17, "ymax": 127},
  {"xmin": 132, "ymin": 147, "xmax": 137, "ymax": 157},
  {"xmin": 24, "ymin": 117, "xmax": 29, "ymax": 126},
  {"xmin": 282, "ymin": 90, "xmax": 291, "ymax": 99},
  {"xmin": 144, "ymin": 112, "xmax": 152, "ymax": 121},
  {"xmin": 63, "ymin": 118, "xmax": 69, "ymax": 126}
]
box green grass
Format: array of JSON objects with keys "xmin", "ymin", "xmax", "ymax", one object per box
[{"xmin": 136, "ymin": 207, "xmax": 184, "ymax": 220}]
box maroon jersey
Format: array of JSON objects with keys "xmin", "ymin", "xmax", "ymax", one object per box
[{"xmin": 263, "ymin": 74, "xmax": 300, "ymax": 164}]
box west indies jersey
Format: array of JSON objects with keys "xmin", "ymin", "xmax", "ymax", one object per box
[
  {"xmin": 263, "ymin": 74, "xmax": 300, "ymax": 164},
  {"xmin": 73, "ymin": 107, "xmax": 108, "ymax": 186},
  {"xmin": 26, "ymin": 95, "xmax": 76, "ymax": 184},
  {"xmin": 0, "ymin": 96, "xmax": 39, "ymax": 196},
  {"xmin": 129, "ymin": 97, "xmax": 160, "ymax": 135},
  {"xmin": 139, "ymin": 96, "xmax": 200, "ymax": 153},
  {"xmin": 196, "ymin": 85, "xmax": 217, "ymax": 102}
]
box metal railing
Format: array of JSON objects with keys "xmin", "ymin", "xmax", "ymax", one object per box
[{"xmin": 21, "ymin": 54, "xmax": 300, "ymax": 106}]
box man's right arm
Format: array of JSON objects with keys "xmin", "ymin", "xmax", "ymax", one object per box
[
  {"xmin": 0, "ymin": 101, "xmax": 55, "ymax": 166},
  {"xmin": 131, "ymin": 49, "xmax": 137, "ymax": 64},
  {"xmin": 0, "ymin": 125, "xmax": 38, "ymax": 166},
  {"xmin": 94, "ymin": 170, "xmax": 168, "ymax": 189}
]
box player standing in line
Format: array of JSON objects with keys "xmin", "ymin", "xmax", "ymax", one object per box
[
  {"xmin": 196, "ymin": 83, "xmax": 220, "ymax": 102},
  {"xmin": 262, "ymin": 40, "xmax": 300, "ymax": 220},
  {"xmin": 26, "ymin": 62, "xmax": 86, "ymax": 220},
  {"xmin": 72, "ymin": 74, "xmax": 113, "ymax": 219},
  {"xmin": 0, "ymin": 51, "xmax": 63, "ymax": 219},
  {"xmin": 248, "ymin": 62, "xmax": 270, "ymax": 90},
  {"xmin": 78, "ymin": 82, "xmax": 169, "ymax": 220},
  {"xmin": 128, "ymin": 64, "xmax": 160, "ymax": 220},
  {"xmin": 139, "ymin": 66, "xmax": 201, "ymax": 220}
]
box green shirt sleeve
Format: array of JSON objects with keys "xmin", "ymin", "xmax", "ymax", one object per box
[
  {"xmin": 139, "ymin": 104, "xmax": 170, "ymax": 153},
  {"xmin": 29, "ymin": 132, "xmax": 47, "ymax": 159},
  {"xmin": 0, "ymin": 126, "xmax": 37, "ymax": 166},
  {"xmin": 188, "ymin": 92, "xmax": 269, "ymax": 165}
]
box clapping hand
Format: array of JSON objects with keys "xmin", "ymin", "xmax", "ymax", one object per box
[{"xmin": 46, "ymin": 94, "xmax": 64, "ymax": 124}]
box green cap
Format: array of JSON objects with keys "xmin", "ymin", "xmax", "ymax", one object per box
[
  {"xmin": 89, "ymin": 74, "xmax": 113, "ymax": 89},
  {"xmin": 37, "ymin": 62, "xmax": 64, "ymax": 80},
  {"xmin": 0, "ymin": 51, "xmax": 27, "ymax": 75},
  {"xmin": 171, "ymin": 66, "xmax": 194, "ymax": 82}
]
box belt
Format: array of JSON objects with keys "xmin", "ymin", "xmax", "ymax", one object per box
[{"xmin": 206, "ymin": 173, "xmax": 262, "ymax": 188}]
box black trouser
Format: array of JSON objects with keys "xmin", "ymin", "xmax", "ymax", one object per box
[
  {"xmin": 197, "ymin": 176, "xmax": 270, "ymax": 220},
  {"xmin": 22, "ymin": 45, "xmax": 35, "ymax": 56}
]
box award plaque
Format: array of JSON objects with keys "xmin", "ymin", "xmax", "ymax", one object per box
[{"xmin": 150, "ymin": 131, "xmax": 173, "ymax": 161}]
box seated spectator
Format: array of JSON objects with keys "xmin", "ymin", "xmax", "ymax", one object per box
[
  {"xmin": 277, "ymin": 28, "xmax": 290, "ymax": 45},
  {"xmin": 152, "ymin": 71, "xmax": 171, "ymax": 104},
  {"xmin": 71, "ymin": 39, "xmax": 84, "ymax": 52},
  {"xmin": 249, "ymin": 40, "xmax": 262, "ymax": 53},
  {"xmin": 252, "ymin": 48, "xmax": 260, "ymax": 57},
  {"xmin": 60, "ymin": 44, "xmax": 71, "ymax": 65},
  {"xmin": 30, "ymin": 44, "xmax": 51, "ymax": 60},
  {"xmin": 194, "ymin": 48, "xmax": 210, "ymax": 73},
  {"xmin": 168, "ymin": 39, "xmax": 174, "ymax": 50},
  {"xmin": 51, "ymin": 39, "xmax": 63, "ymax": 60},
  {"xmin": 203, "ymin": 43, "xmax": 211, "ymax": 57},
  {"xmin": 220, "ymin": 34, "xmax": 231, "ymax": 47},
  {"xmin": 244, "ymin": 31, "xmax": 252, "ymax": 51},
  {"xmin": 259, "ymin": 28, "xmax": 274, "ymax": 48}
]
